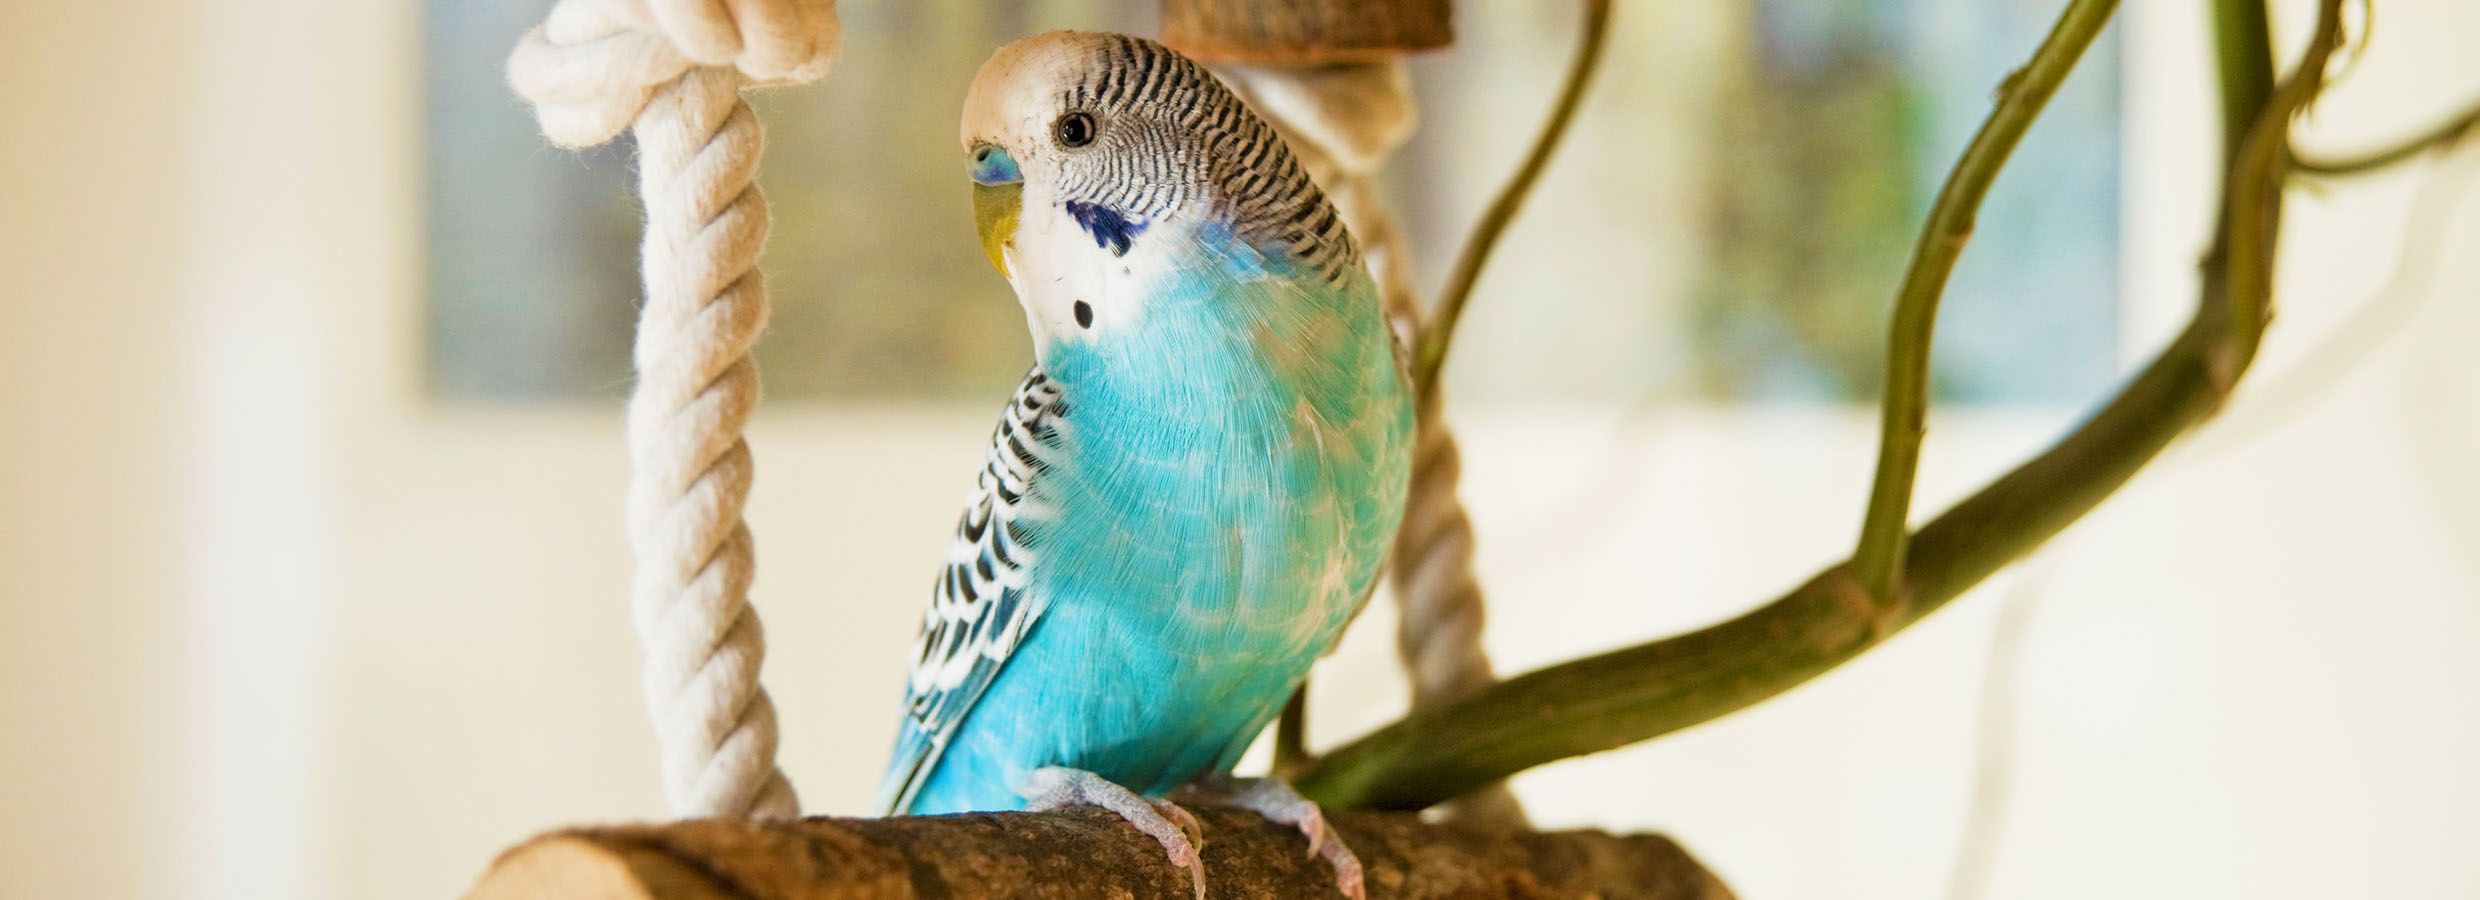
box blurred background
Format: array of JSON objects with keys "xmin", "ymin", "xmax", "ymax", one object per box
[{"xmin": 4, "ymin": 0, "xmax": 2476, "ymax": 898}]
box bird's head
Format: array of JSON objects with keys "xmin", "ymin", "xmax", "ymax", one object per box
[{"xmin": 960, "ymin": 31, "xmax": 1354, "ymax": 349}]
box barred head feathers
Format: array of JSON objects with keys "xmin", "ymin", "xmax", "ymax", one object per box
[{"xmin": 962, "ymin": 31, "xmax": 1359, "ymax": 285}]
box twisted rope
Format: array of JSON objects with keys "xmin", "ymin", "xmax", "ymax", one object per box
[
  {"xmin": 508, "ymin": 0, "xmax": 840, "ymax": 820},
  {"xmin": 1220, "ymin": 62, "xmax": 1527, "ymax": 825}
]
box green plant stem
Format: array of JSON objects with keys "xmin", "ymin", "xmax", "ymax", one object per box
[
  {"xmin": 1409, "ymin": 0, "xmax": 1609, "ymax": 402},
  {"xmin": 2213, "ymin": 0, "xmax": 2277, "ymax": 172},
  {"xmin": 2289, "ymin": 99, "xmax": 2480, "ymax": 176},
  {"xmin": 1851, "ymin": 0, "xmax": 2120, "ymax": 608},
  {"xmin": 1271, "ymin": 687, "xmax": 1309, "ymax": 778},
  {"xmin": 2223, "ymin": 2, "xmax": 2344, "ymax": 372},
  {"xmin": 1296, "ymin": 0, "xmax": 2347, "ymax": 813}
]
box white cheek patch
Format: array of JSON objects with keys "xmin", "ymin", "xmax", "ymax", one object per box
[{"xmin": 1006, "ymin": 202, "xmax": 1178, "ymax": 348}]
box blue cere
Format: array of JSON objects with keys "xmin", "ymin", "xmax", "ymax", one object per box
[{"xmin": 970, "ymin": 145, "xmax": 1022, "ymax": 185}]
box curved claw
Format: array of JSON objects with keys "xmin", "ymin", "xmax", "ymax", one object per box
[
  {"xmin": 1020, "ymin": 767, "xmax": 1208, "ymax": 899},
  {"xmin": 1150, "ymin": 796, "xmax": 1206, "ymax": 850},
  {"xmin": 1188, "ymin": 777, "xmax": 1366, "ymax": 900}
]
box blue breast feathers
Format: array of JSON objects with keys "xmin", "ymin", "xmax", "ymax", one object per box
[
  {"xmin": 1065, "ymin": 201, "xmax": 1147, "ymax": 257},
  {"xmin": 888, "ymin": 239, "xmax": 1413, "ymax": 816}
]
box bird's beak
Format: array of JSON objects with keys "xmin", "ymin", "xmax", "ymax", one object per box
[
  {"xmin": 968, "ymin": 145, "xmax": 1023, "ymax": 279},
  {"xmin": 973, "ymin": 182, "xmax": 1021, "ymax": 278}
]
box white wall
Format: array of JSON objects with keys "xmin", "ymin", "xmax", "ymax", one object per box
[
  {"xmin": 1, "ymin": 1, "xmax": 2475, "ymax": 898},
  {"xmin": 0, "ymin": 5, "xmax": 200, "ymax": 900}
]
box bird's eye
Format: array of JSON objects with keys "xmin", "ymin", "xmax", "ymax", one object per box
[{"xmin": 1054, "ymin": 111, "xmax": 1097, "ymax": 148}]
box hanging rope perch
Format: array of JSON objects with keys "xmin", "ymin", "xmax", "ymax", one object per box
[{"xmin": 507, "ymin": 0, "xmax": 841, "ymax": 821}]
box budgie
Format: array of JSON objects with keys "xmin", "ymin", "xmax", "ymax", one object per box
[{"xmin": 875, "ymin": 30, "xmax": 1413, "ymax": 899}]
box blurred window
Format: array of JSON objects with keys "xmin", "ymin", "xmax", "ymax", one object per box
[{"xmin": 426, "ymin": 0, "xmax": 2117, "ymax": 405}]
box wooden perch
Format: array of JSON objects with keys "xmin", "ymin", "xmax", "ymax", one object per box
[
  {"xmin": 1161, "ymin": 0, "xmax": 1452, "ymax": 65},
  {"xmin": 469, "ymin": 806, "xmax": 1733, "ymax": 900}
]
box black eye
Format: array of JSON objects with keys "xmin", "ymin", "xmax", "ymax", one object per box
[
  {"xmin": 1073, "ymin": 301, "xmax": 1094, "ymax": 328},
  {"xmin": 1055, "ymin": 111, "xmax": 1097, "ymax": 148}
]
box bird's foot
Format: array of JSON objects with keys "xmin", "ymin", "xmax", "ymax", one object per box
[
  {"xmin": 1182, "ymin": 777, "xmax": 1364, "ymax": 900},
  {"xmin": 1020, "ymin": 767, "xmax": 1206, "ymax": 899}
]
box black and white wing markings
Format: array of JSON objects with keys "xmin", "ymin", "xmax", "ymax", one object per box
[{"xmin": 877, "ymin": 367, "xmax": 1065, "ymax": 815}]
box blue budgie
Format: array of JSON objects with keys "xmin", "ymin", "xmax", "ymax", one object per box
[{"xmin": 875, "ymin": 30, "xmax": 1414, "ymax": 899}]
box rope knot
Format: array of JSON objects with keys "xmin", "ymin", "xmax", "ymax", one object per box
[{"xmin": 508, "ymin": 0, "xmax": 841, "ymax": 148}]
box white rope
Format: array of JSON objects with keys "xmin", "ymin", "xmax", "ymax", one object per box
[
  {"xmin": 508, "ymin": 0, "xmax": 839, "ymax": 821},
  {"xmin": 1221, "ymin": 62, "xmax": 1528, "ymax": 825}
]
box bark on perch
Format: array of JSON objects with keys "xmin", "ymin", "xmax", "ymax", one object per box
[
  {"xmin": 1161, "ymin": 0, "xmax": 1452, "ymax": 65},
  {"xmin": 469, "ymin": 806, "xmax": 1733, "ymax": 899}
]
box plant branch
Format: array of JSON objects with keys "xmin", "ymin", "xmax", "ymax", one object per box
[
  {"xmin": 1852, "ymin": 0, "xmax": 2120, "ymax": 606},
  {"xmin": 1409, "ymin": 0, "xmax": 1610, "ymax": 402},
  {"xmin": 1272, "ymin": 686, "xmax": 1310, "ymax": 777},
  {"xmin": 2213, "ymin": 0, "xmax": 2277, "ymax": 171},
  {"xmin": 1294, "ymin": 0, "xmax": 2347, "ymax": 813},
  {"xmin": 2289, "ymin": 98, "xmax": 2480, "ymax": 176},
  {"xmin": 2221, "ymin": 1, "xmax": 2345, "ymax": 371},
  {"xmin": 468, "ymin": 807, "xmax": 1734, "ymax": 900}
]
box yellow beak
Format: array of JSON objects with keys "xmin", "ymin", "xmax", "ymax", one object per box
[{"xmin": 973, "ymin": 181, "xmax": 1021, "ymax": 278}]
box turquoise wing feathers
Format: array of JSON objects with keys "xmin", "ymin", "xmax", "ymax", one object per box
[{"xmin": 875, "ymin": 368, "xmax": 1064, "ymax": 816}]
